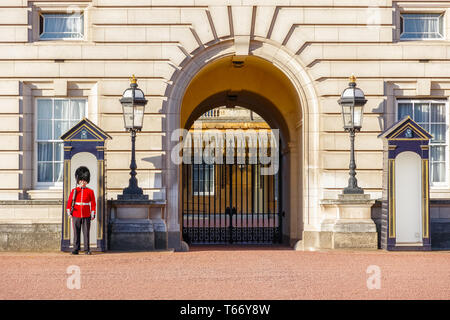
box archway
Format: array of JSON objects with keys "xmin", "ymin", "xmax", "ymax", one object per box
[
  {"xmin": 178, "ymin": 55, "xmax": 301, "ymax": 245},
  {"xmin": 163, "ymin": 40, "xmax": 320, "ymax": 250}
]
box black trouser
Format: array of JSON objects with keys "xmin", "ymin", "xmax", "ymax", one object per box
[{"xmin": 72, "ymin": 217, "xmax": 91, "ymax": 251}]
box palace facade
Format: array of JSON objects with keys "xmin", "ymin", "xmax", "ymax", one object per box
[{"xmin": 0, "ymin": 0, "xmax": 449, "ymax": 251}]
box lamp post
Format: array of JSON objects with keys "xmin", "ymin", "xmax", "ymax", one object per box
[
  {"xmin": 118, "ymin": 75, "xmax": 149, "ymax": 200},
  {"xmin": 338, "ymin": 75, "xmax": 367, "ymax": 194}
]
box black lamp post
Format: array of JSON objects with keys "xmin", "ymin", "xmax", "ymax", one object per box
[
  {"xmin": 338, "ymin": 75, "xmax": 367, "ymax": 194},
  {"xmin": 118, "ymin": 75, "xmax": 149, "ymax": 200}
]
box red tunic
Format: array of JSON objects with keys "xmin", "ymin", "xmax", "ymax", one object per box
[{"xmin": 66, "ymin": 187, "xmax": 96, "ymax": 218}]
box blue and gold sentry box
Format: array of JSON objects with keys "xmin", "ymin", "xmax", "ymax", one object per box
[
  {"xmin": 60, "ymin": 118, "xmax": 112, "ymax": 252},
  {"xmin": 378, "ymin": 116, "xmax": 432, "ymax": 251}
]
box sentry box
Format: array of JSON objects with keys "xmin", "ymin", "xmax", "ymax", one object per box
[
  {"xmin": 378, "ymin": 116, "xmax": 432, "ymax": 251},
  {"xmin": 60, "ymin": 118, "xmax": 111, "ymax": 252}
]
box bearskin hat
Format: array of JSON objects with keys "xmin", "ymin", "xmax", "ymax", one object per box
[{"xmin": 75, "ymin": 166, "xmax": 90, "ymax": 184}]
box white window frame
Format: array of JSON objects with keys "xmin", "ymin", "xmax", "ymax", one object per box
[
  {"xmin": 396, "ymin": 99, "xmax": 449, "ymax": 188},
  {"xmin": 400, "ymin": 12, "xmax": 445, "ymax": 41},
  {"xmin": 34, "ymin": 98, "xmax": 87, "ymax": 189},
  {"xmin": 192, "ymin": 164, "xmax": 215, "ymax": 196},
  {"xmin": 39, "ymin": 12, "xmax": 84, "ymax": 41}
]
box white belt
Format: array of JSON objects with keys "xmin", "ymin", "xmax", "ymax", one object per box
[{"xmin": 75, "ymin": 202, "xmax": 90, "ymax": 206}]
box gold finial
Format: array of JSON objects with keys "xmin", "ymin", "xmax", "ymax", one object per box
[
  {"xmin": 349, "ymin": 74, "xmax": 356, "ymax": 83},
  {"xmin": 130, "ymin": 74, "xmax": 137, "ymax": 84}
]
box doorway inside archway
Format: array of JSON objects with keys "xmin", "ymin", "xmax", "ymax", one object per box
[{"xmin": 181, "ymin": 106, "xmax": 283, "ymax": 244}]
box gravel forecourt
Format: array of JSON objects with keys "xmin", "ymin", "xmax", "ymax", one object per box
[{"xmin": 0, "ymin": 246, "xmax": 449, "ymax": 300}]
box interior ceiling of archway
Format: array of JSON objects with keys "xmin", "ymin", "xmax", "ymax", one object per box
[
  {"xmin": 195, "ymin": 106, "xmax": 265, "ymax": 122},
  {"xmin": 181, "ymin": 55, "xmax": 301, "ymax": 141},
  {"xmin": 191, "ymin": 106, "xmax": 271, "ymax": 131}
]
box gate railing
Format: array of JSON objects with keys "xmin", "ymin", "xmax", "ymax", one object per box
[{"xmin": 182, "ymin": 159, "xmax": 282, "ymax": 244}]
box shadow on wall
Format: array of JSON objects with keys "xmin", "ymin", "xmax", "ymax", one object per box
[{"xmin": 374, "ymin": 100, "xmax": 385, "ymax": 134}]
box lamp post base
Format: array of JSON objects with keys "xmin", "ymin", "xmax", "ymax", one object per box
[
  {"xmin": 342, "ymin": 186, "xmax": 364, "ymax": 194},
  {"xmin": 117, "ymin": 193, "xmax": 149, "ymax": 200},
  {"xmin": 302, "ymin": 193, "xmax": 377, "ymax": 250}
]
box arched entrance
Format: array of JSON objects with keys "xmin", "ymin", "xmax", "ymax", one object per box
[
  {"xmin": 181, "ymin": 102, "xmax": 284, "ymax": 244},
  {"xmin": 163, "ymin": 40, "xmax": 320, "ymax": 250},
  {"xmin": 178, "ymin": 55, "xmax": 301, "ymax": 246}
]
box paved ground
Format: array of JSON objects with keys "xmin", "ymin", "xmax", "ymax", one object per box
[{"xmin": 0, "ymin": 246, "xmax": 449, "ymax": 300}]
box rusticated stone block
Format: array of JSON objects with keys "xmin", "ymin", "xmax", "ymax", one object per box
[
  {"xmin": 109, "ymin": 219, "xmax": 155, "ymax": 251},
  {"xmin": 333, "ymin": 232, "xmax": 378, "ymax": 249},
  {"xmin": 0, "ymin": 224, "xmax": 61, "ymax": 251}
]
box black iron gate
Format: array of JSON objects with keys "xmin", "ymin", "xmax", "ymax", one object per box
[{"xmin": 181, "ymin": 139, "xmax": 282, "ymax": 244}]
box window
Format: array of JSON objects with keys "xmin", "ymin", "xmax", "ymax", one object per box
[
  {"xmin": 36, "ymin": 99, "xmax": 86, "ymax": 185},
  {"xmin": 400, "ymin": 13, "xmax": 444, "ymax": 40},
  {"xmin": 39, "ymin": 13, "xmax": 84, "ymax": 40},
  {"xmin": 192, "ymin": 164, "xmax": 214, "ymax": 195},
  {"xmin": 397, "ymin": 100, "xmax": 448, "ymax": 186}
]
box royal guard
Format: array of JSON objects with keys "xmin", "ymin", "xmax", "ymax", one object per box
[{"xmin": 66, "ymin": 166, "xmax": 96, "ymax": 255}]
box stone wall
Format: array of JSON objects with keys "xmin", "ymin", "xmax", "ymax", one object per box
[
  {"xmin": 2, "ymin": 0, "xmax": 450, "ymax": 201},
  {"xmin": 0, "ymin": 200, "xmax": 61, "ymax": 251},
  {"xmin": 0, "ymin": 1, "xmax": 450, "ymax": 246},
  {"xmin": 430, "ymin": 201, "xmax": 450, "ymax": 249},
  {"xmin": 0, "ymin": 199, "xmax": 448, "ymax": 251},
  {"xmin": 0, "ymin": 223, "xmax": 61, "ymax": 251}
]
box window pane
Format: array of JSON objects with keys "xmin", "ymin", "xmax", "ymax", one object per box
[
  {"xmin": 432, "ymin": 162, "xmax": 445, "ymax": 183},
  {"xmin": 54, "ymin": 120, "xmax": 70, "ymax": 140},
  {"xmin": 37, "ymin": 120, "xmax": 52, "ymax": 140},
  {"xmin": 38, "ymin": 142, "xmax": 53, "ymax": 161},
  {"xmin": 36, "ymin": 98, "xmax": 87, "ymax": 184},
  {"xmin": 417, "ymin": 123, "xmax": 429, "ymax": 133},
  {"xmin": 38, "ymin": 163, "xmax": 53, "ymax": 182},
  {"xmin": 206, "ymin": 165, "xmax": 213, "ymax": 193},
  {"xmin": 401, "ymin": 33, "xmax": 436, "ymax": 39},
  {"xmin": 37, "ymin": 99, "xmax": 52, "ymax": 120},
  {"xmin": 200, "ymin": 165, "xmax": 206, "ymax": 193},
  {"xmin": 54, "ymin": 100, "xmax": 70, "ymax": 120},
  {"xmin": 400, "ymin": 13, "xmax": 443, "ymax": 39},
  {"xmin": 70, "ymin": 120, "xmax": 79, "ymax": 129},
  {"xmin": 404, "ymin": 16, "xmax": 438, "ymax": 33},
  {"xmin": 40, "ymin": 13, "xmax": 83, "ymax": 39},
  {"xmin": 414, "ymin": 103, "xmax": 429, "ymax": 122},
  {"xmin": 70, "ymin": 99, "xmax": 86, "ymax": 121},
  {"xmin": 192, "ymin": 164, "xmax": 214, "ymax": 193},
  {"xmin": 54, "ymin": 162, "xmax": 63, "ymax": 183},
  {"xmin": 398, "ymin": 103, "xmax": 413, "ymax": 120},
  {"xmin": 398, "ymin": 100, "xmax": 447, "ymax": 185},
  {"xmin": 193, "ymin": 165, "xmax": 199, "ymax": 193},
  {"xmin": 47, "ymin": 14, "xmax": 82, "ymax": 33},
  {"xmin": 431, "ymin": 103, "xmax": 446, "ymax": 122},
  {"xmin": 54, "ymin": 142, "xmax": 63, "ymax": 162},
  {"xmin": 430, "ymin": 124, "xmax": 446, "ymax": 143},
  {"xmin": 431, "ymin": 146, "xmax": 445, "ymax": 162}
]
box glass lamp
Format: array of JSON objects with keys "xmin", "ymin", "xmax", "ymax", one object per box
[
  {"xmin": 118, "ymin": 75, "xmax": 149, "ymax": 200},
  {"xmin": 338, "ymin": 75, "xmax": 367, "ymax": 194}
]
